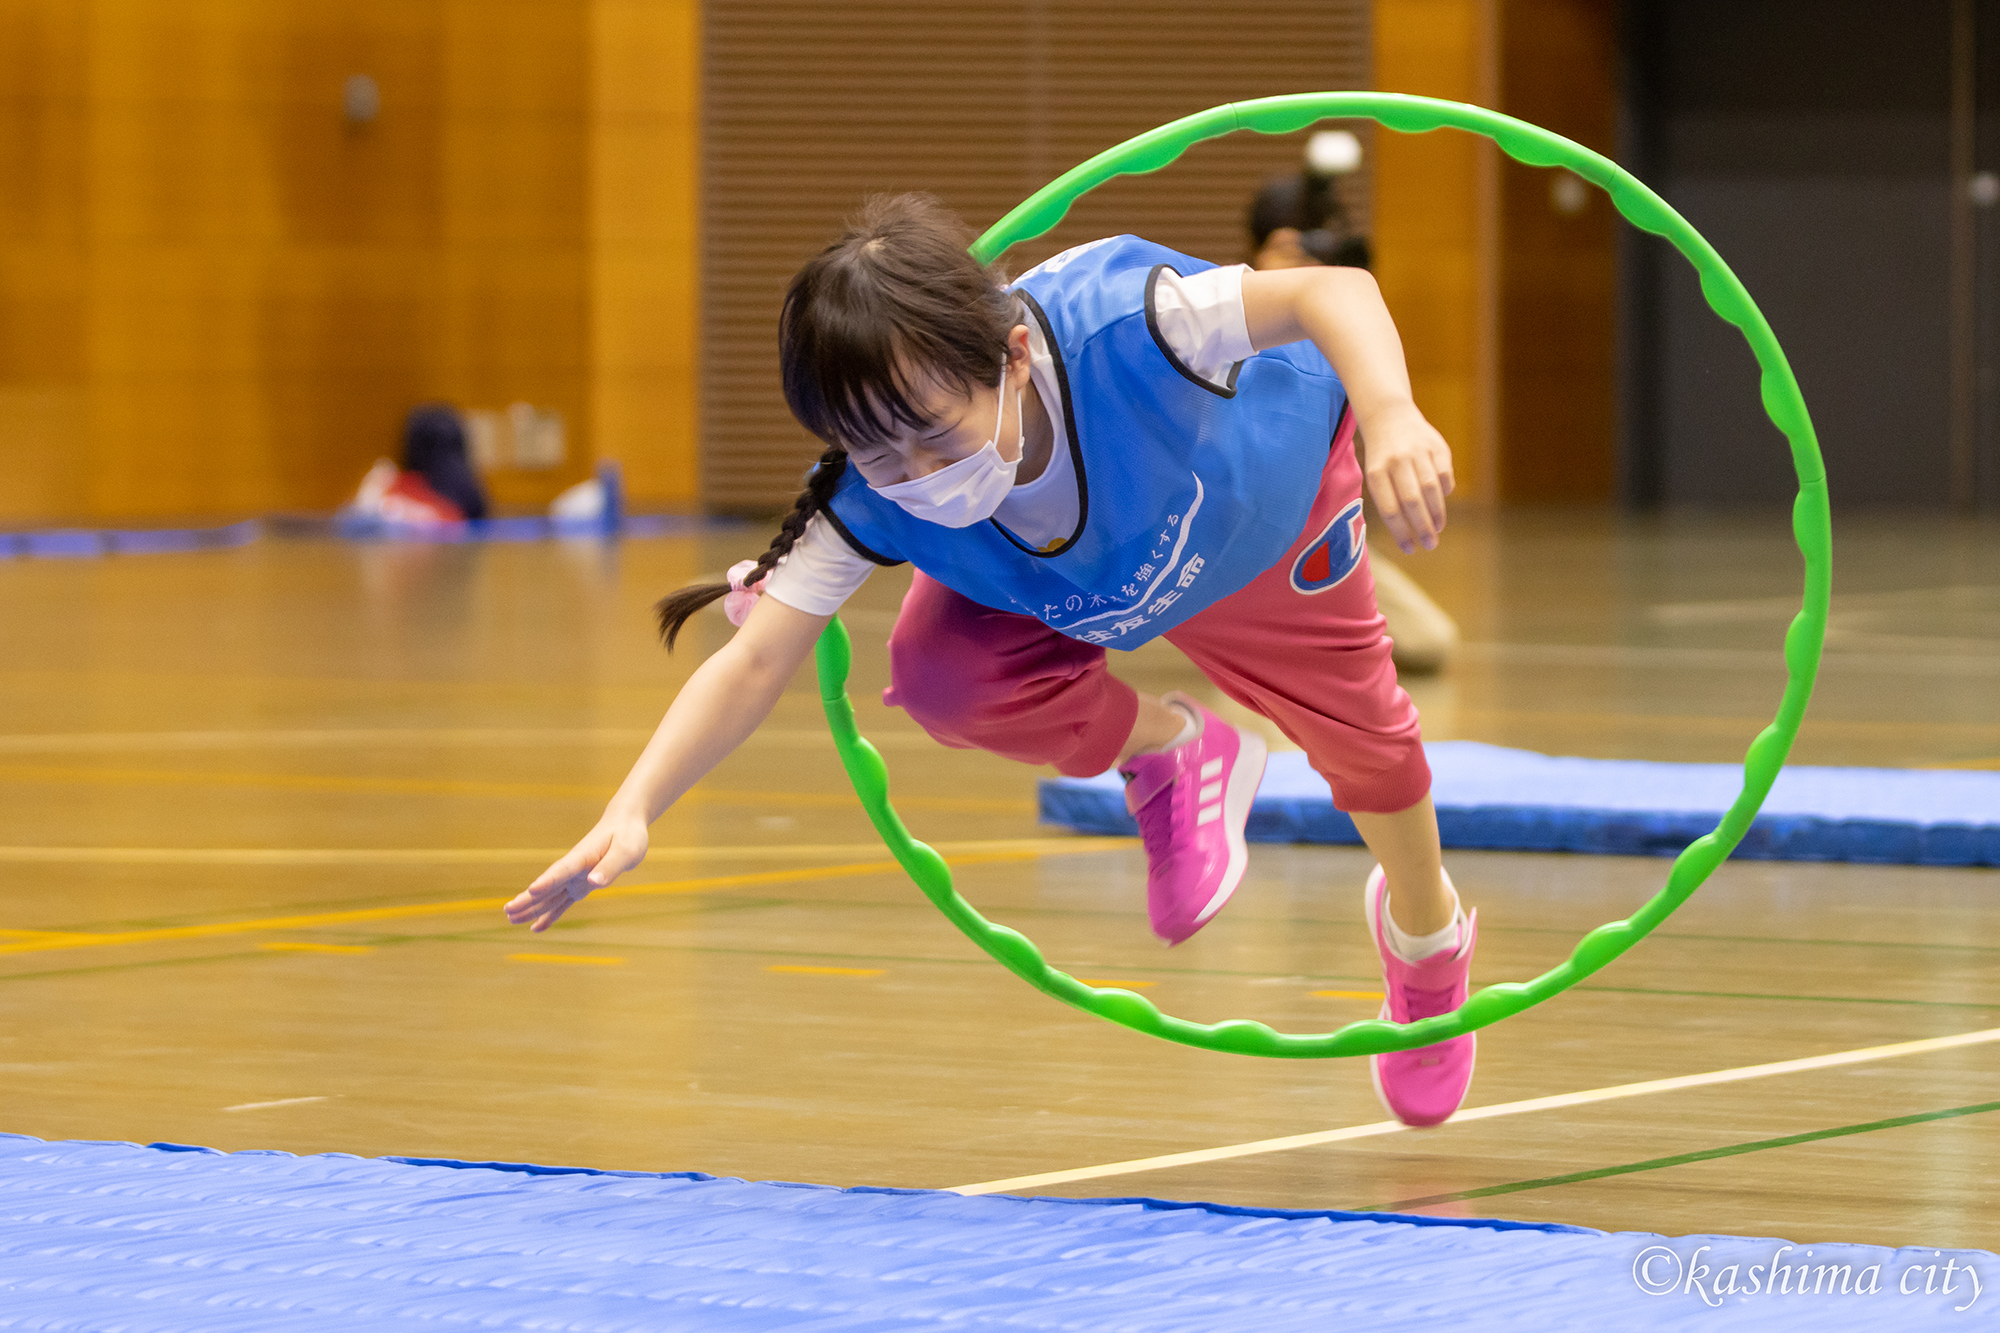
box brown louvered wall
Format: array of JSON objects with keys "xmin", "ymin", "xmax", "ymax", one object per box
[{"xmin": 701, "ymin": 0, "xmax": 1373, "ymax": 510}]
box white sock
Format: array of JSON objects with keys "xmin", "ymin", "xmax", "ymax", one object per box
[
  {"xmin": 1383, "ymin": 883, "xmax": 1464, "ymax": 964},
  {"xmin": 1141, "ymin": 701, "xmax": 1199, "ymax": 754}
]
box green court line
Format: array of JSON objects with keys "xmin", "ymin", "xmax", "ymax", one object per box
[
  {"xmin": 340, "ymin": 932, "xmax": 2000, "ymax": 1013},
  {"xmin": 1370, "ymin": 1100, "xmax": 2000, "ymax": 1213},
  {"xmin": 562, "ymin": 890, "xmax": 2000, "ymax": 956},
  {"xmin": 0, "ymin": 948, "xmax": 295, "ymax": 985},
  {"xmin": 1625, "ymin": 928, "xmax": 2000, "ymax": 956},
  {"xmin": 1434, "ymin": 920, "xmax": 2000, "ymax": 956},
  {"xmin": 15, "ymin": 868, "xmax": 1998, "ymax": 959},
  {"xmin": 1576, "ymin": 984, "xmax": 2000, "ymax": 1011},
  {"xmin": 9, "ymin": 921, "xmax": 1998, "ymax": 1015}
]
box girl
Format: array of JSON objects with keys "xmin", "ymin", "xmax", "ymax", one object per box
[{"xmin": 505, "ymin": 194, "xmax": 1478, "ymax": 1128}]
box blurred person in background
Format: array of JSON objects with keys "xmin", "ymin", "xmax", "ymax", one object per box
[{"xmin": 1250, "ymin": 131, "xmax": 1459, "ymax": 675}]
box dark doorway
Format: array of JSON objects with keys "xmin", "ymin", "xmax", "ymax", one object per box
[{"xmin": 1620, "ymin": 0, "xmax": 1999, "ymax": 510}]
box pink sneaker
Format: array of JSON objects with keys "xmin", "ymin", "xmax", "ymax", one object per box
[
  {"xmin": 1117, "ymin": 693, "xmax": 1268, "ymax": 945},
  {"xmin": 1364, "ymin": 865, "xmax": 1478, "ymax": 1127}
]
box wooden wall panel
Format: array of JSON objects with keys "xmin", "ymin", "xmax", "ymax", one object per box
[
  {"xmin": 591, "ymin": 0, "xmax": 701, "ymax": 509},
  {"xmin": 701, "ymin": 0, "xmax": 1373, "ymax": 512},
  {"xmin": 1496, "ymin": 0, "xmax": 1616, "ymax": 502},
  {"xmin": 1373, "ymin": 0, "xmax": 1619, "ymax": 506},
  {"xmin": 1373, "ymin": 0, "xmax": 1498, "ymax": 504},
  {"xmin": 0, "ymin": 1, "xmax": 90, "ymax": 517},
  {"xmin": 438, "ymin": 0, "xmax": 592, "ymax": 514},
  {"xmin": 0, "ymin": 0, "xmax": 699, "ymax": 524}
]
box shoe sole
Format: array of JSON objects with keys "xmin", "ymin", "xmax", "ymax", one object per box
[
  {"xmin": 1367, "ymin": 1011, "xmax": 1476, "ymax": 1129},
  {"xmin": 1190, "ymin": 728, "xmax": 1267, "ymax": 929},
  {"xmin": 1364, "ymin": 868, "xmax": 1476, "ymax": 1127}
]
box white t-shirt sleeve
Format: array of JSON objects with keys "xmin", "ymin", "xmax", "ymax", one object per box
[
  {"xmin": 758, "ymin": 512, "xmax": 876, "ymax": 616},
  {"xmin": 1149, "ymin": 264, "xmax": 1256, "ymax": 385}
]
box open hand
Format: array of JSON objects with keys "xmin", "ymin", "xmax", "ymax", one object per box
[
  {"xmin": 505, "ymin": 811, "xmax": 649, "ymax": 932},
  {"xmin": 1360, "ymin": 403, "xmax": 1454, "ymax": 554}
]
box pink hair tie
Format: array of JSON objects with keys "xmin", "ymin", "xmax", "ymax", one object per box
[{"xmin": 722, "ymin": 559, "xmax": 765, "ymax": 627}]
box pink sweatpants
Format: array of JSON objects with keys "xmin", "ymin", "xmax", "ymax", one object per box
[{"xmin": 882, "ymin": 414, "xmax": 1430, "ymax": 814}]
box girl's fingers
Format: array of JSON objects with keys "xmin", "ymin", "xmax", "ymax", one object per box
[
  {"xmin": 526, "ymin": 839, "xmax": 603, "ymax": 894},
  {"xmin": 1365, "ymin": 471, "xmax": 1409, "ymax": 550},
  {"xmin": 1370, "ymin": 456, "xmax": 1443, "ymax": 552},
  {"xmin": 506, "ymin": 874, "xmax": 586, "ymax": 920},
  {"xmin": 510, "ymin": 828, "xmax": 641, "ymax": 927},
  {"xmin": 1427, "ymin": 439, "xmax": 1455, "ymax": 521},
  {"xmin": 537, "ymin": 883, "xmax": 591, "ymax": 929},
  {"xmin": 1364, "ymin": 422, "xmax": 1455, "ymax": 552},
  {"xmin": 1390, "ymin": 460, "xmax": 1437, "ymax": 549},
  {"xmin": 505, "ymin": 887, "xmax": 563, "ymax": 924},
  {"xmin": 1415, "ymin": 460, "xmax": 1448, "ymax": 533}
]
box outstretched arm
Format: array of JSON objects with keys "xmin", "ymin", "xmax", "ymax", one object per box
[
  {"xmin": 1240, "ymin": 266, "xmax": 1453, "ymax": 555},
  {"xmin": 505, "ymin": 593, "xmax": 832, "ymax": 931}
]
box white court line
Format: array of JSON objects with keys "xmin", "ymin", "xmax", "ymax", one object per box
[
  {"xmin": 950, "ymin": 1025, "xmax": 2000, "ymax": 1196},
  {"xmin": 221, "ymin": 1096, "xmax": 330, "ymax": 1113}
]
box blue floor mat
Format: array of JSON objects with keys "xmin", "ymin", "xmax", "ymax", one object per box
[
  {"xmin": 0, "ymin": 514, "xmax": 736, "ymax": 560},
  {"xmin": 1039, "ymin": 743, "xmax": 2000, "ymax": 866},
  {"xmin": 328, "ymin": 512, "xmax": 725, "ymax": 544},
  {"xmin": 0, "ymin": 1135, "xmax": 1989, "ymax": 1331},
  {"xmin": 0, "ymin": 521, "xmax": 260, "ymax": 559}
]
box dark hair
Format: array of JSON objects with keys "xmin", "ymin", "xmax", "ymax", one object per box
[
  {"xmin": 653, "ymin": 193, "xmax": 1017, "ymax": 650},
  {"xmin": 1248, "ymin": 172, "xmax": 1372, "ymax": 270},
  {"xmin": 781, "ymin": 192, "xmax": 1017, "ymax": 448}
]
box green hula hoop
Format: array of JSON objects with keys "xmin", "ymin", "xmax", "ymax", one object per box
[{"xmin": 813, "ymin": 92, "xmax": 1831, "ymax": 1058}]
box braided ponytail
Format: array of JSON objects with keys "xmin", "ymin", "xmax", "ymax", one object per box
[{"xmin": 653, "ymin": 446, "xmax": 849, "ymax": 651}]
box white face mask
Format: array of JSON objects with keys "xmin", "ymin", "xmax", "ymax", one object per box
[{"xmin": 870, "ymin": 368, "xmax": 1022, "ymax": 528}]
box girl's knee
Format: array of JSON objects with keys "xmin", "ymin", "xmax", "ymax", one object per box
[{"xmin": 1327, "ymin": 739, "xmax": 1432, "ymax": 814}]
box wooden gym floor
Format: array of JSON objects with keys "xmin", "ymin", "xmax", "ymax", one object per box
[{"xmin": 1, "ymin": 510, "xmax": 1996, "ymax": 1254}]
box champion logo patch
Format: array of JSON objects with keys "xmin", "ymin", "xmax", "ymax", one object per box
[{"xmin": 1289, "ymin": 499, "xmax": 1366, "ymax": 595}]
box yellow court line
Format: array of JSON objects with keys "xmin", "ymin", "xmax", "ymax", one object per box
[
  {"xmin": 766, "ymin": 964, "xmax": 884, "ymax": 977},
  {"xmin": 0, "ymin": 729, "xmax": 652, "ymax": 754},
  {"xmin": 1311, "ymin": 989, "xmax": 1385, "ymax": 1000},
  {"xmin": 0, "ymin": 763, "xmax": 607, "ymax": 801},
  {"xmin": 0, "ymin": 727, "xmax": 945, "ymax": 755},
  {"xmin": 0, "ymin": 764, "xmax": 1035, "ymax": 814},
  {"xmin": 511, "ymin": 953, "xmax": 625, "ymax": 967},
  {"xmin": 1075, "ymin": 979, "xmax": 1158, "ymax": 989},
  {"xmin": 16, "ymin": 714, "xmax": 2000, "ymax": 752},
  {"xmin": 0, "ymin": 837, "xmax": 1132, "ymax": 867},
  {"xmin": 0, "ymin": 847, "xmax": 1108, "ymax": 959},
  {"xmin": 949, "ymin": 1025, "xmax": 2000, "ymax": 1196}
]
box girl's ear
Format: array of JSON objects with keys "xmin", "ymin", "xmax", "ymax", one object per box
[{"xmin": 1005, "ymin": 323, "xmax": 1033, "ymax": 385}]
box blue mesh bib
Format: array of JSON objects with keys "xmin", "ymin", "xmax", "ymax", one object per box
[{"xmin": 824, "ymin": 235, "xmax": 1347, "ymax": 648}]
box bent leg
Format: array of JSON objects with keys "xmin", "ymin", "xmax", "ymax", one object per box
[
  {"xmin": 884, "ymin": 572, "xmax": 1138, "ymax": 776},
  {"xmin": 1165, "ymin": 415, "xmax": 1450, "ymax": 932}
]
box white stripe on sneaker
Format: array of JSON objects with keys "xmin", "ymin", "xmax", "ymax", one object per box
[
  {"xmin": 1196, "ymin": 805, "xmax": 1222, "ymax": 825},
  {"xmin": 1197, "ymin": 780, "xmax": 1223, "ymax": 804},
  {"xmin": 1191, "ymin": 730, "xmax": 1267, "ymax": 925},
  {"xmin": 1199, "ymin": 758, "xmax": 1224, "ymax": 780}
]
